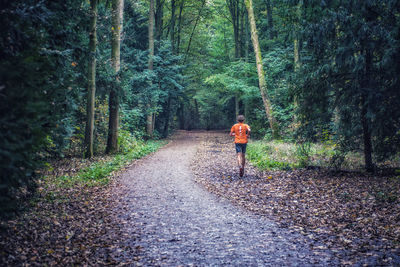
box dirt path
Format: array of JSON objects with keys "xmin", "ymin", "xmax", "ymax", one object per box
[{"xmin": 112, "ymin": 131, "xmax": 337, "ymax": 266}]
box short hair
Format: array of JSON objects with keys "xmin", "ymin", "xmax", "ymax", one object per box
[{"xmin": 237, "ymin": 115, "xmax": 245, "ymax": 122}]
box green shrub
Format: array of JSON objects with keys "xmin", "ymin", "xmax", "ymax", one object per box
[{"xmin": 295, "ymin": 142, "xmax": 312, "ymax": 167}]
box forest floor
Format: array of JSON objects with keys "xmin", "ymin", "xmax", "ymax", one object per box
[
  {"xmin": 192, "ymin": 131, "xmax": 400, "ymax": 266},
  {"xmin": 1, "ymin": 130, "xmax": 399, "ymax": 266}
]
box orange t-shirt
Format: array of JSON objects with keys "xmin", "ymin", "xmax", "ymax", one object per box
[{"xmin": 231, "ymin": 123, "xmax": 251, "ymax": 144}]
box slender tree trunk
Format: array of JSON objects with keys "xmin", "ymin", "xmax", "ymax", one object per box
[
  {"xmin": 244, "ymin": 0, "xmax": 279, "ymax": 138},
  {"xmin": 155, "ymin": 0, "xmax": 164, "ymax": 41},
  {"xmin": 294, "ymin": 38, "xmax": 300, "ymax": 71},
  {"xmin": 194, "ymin": 98, "xmax": 199, "ymax": 127},
  {"xmin": 243, "ymin": 14, "xmax": 249, "ymax": 121},
  {"xmin": 176, "ymin": 0, "xmax": 184, "ymax": 54},
  {"xmin": 245, "ymin": 13, "xmax": 249, "ymax": 60},
  {"xmin": 178, "ymin": 103, "xmax": 185, "ymax": 129},
  {"xmin": 147, "ymin": 0, "xmax": 155, "ymax": 136},
  {"xmin": 361, "ymin": 49, "xmax": 374, "ymax": 172},
  {"xmin": 264, "ymin": 0, "xmax": 276, "ymax": 39},
  {"xmin": 106, "ymin": 0, "xmax": 124, "ymax": 154},
  {"xmin": 235, "ymin": 94, "xmax": 239, "ymax": 120},
  {"xmin": 227, "ymin": 0, "xmax": 240, "ymax": 59},
  {"xmin": 293, "ymin": 0, "xmax": 302, "ymax": 72},
  {"xmin": 184, "ymin": 0, "xmax": 206, "ymax": 63},
  {"xmin": 84, "ymin": 0, "xmax": 98, "ymax": 158},
  {"xmin": 163, "ymin": 97, "xmax": 171, "ymax": 137},
  {"xmin": 170, "ymin": 0, "xmax": 176, "ymax": 52},
  {"xmin": 239, "ymin": 2, "xmax": 245, "ymax": 58}
]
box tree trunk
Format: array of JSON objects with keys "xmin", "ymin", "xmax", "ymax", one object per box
[
  {"xmin": 294, "ymin": 38, "xmax": 300, "ymax": 71},
  {"xmin": 170, "ymin": 0, "xmax": 176, "ymax": 52},
  {"xmin": 235, "ymin": 94, "xmax": 239, "ymax": 120},
  {"xmin": 106, "ymin": 0, "xmax": 124, "ymax": 154},
  {"xmin": 147, "ymin": 0, "xmax": 155, "ymax": 136},
  {"xmin": 163, "ymin": 97, "xmax": 171, "ymax": 137},
  {"xmin": 84, "ymin": 0, "xmax": 98, "ymax": 158},
  {"xmin": 184, "ymin": 0, "xmax": 206, "ymax": 63},
  {"xmin": 178, "ymin": 103, "xmax": 185, "ymax": 129},
  {"xmin": 239, "ymin": 1, "xmax": 245, "ymax": 58},
  {"xmin": 155, "ymin": 0, "xmax": 164, "ymax": 41},
  {"xmin": 264, "ymin": 0, "xmax": 276, "ymax": 39},
  {"xmin": 194, "ymin": 98, "xmax": 199, "ymax": 127},
  {"xmin": 361, "ymin": 49, "xmax": 374, "ymax": 172},
  {"xmin": 293, "ymin": 0, "xmax": 302, "ymax": 71},
  {"xmin": 226, "ymin": 0, "xmax": 240, "ymax": 59},
  {"xmin": 176, "ymin": 0, "xmax": 184, "ymax": 54},
  {"xmin": 245, "ymin": 13, "xmax": 249, "ymax": 60},
  {"xmin": 244, "ymin": 0, "xmax": 279, "ymax": 138}
]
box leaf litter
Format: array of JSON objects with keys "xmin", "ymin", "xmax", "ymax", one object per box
[
  {"xmin": 0, "ymin": 156, "xmax": 141, "ymax": 266},
  {"xmin": 191, "ymin": 132, "xmax": 400, "ymax": 266}
]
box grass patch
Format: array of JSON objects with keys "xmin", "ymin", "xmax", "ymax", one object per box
[
  {"xmin": 54, "ymin": 140, "xmax": 166, "ymax": 187},
  {"xmin": 247, "ymin": 140, "xmax": 364, "ymax": 171}
]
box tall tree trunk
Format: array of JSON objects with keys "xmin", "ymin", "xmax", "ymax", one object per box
[
  {"xmin": 361, "ymin": 49, "xmax": 374, "ymax": 172},
  {"xmin": 155, "ymin": 0, "xmax": 164, "ymax": 41},
  {"xmin": 106, "ymin": 0, "xmax": 124, "ymax": 154},
  {"xmin": 184, "ymin": 0, "xmax": 206, "ymax": 63},
  {"xmin": 226, "ymin": 0, "xmax": 240, "ymax": 59},
  {"xmin": 264, "ymin": 0, "xmax": 276, "ymax": 39},
  {"xmin": 147, "ymin": 0, "xmax": 155, "ymax": 136},
  {"xmin": 293, "ymin": 0, "xmax": 302, "ymax": 72},
  {"xmin": 84, "ymin": 0, "xmax": 98, "ymax": 158},
  {"xmin": 244, "ymin": 0, "xmax": 279, "ymax": 138},
  {"xmin": 239, "ymin": 1, "xmax": 245, "ymax": 58},
  {"xmin": 176, "ymin": 0, "xmax": 184, "ymax": 54},
  {"xmin": 245, "ymin": 13, "xmax": 249, "ymax": 60},
  {"xmin": 170, "ymin": 0, "xmax": 176, "ymax": 53},
  {"xmin": 194, "ymin": 98, "xmax": 199, "ymax": 127},
  {"xmin": 235, "ymin": 93, "xmax": 239, "ymax": 120},
  {"xmin": 163, "ymin": 97, "xmax": 171, "ymax": 137}
]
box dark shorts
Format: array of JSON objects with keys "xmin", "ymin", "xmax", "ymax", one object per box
[{"xmin": 235, "ymin": 143, "xmax": 247, "ymax": 154}]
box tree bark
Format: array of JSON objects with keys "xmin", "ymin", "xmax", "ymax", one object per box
[
  {"xmin": 176, "ymin": 0, "xmax": 184, "ymax": 54},
  {"xmin": 264, "ymin": 0, "xmax": 276, "ymax": 39},
  {"xmin": 293, "ymin": 0, "xmax": 302, "ymax": 72},
  {"xmin": 147, "ymin": 0, "xmax": 155, "ymax": 136},
  {"xmin": 155, "ymin": 0, "xmax": 164, "ymax": 41},
  {"xmin": 106, "ymin": 0, "xmax": 124, "ymax": 154},
  {"xmin": 244, "ymin": 0, "xmax": 279, "ymax": 138},
  {"xmin": 361, "ymin": 49, "xmax": 374, "ymax": 172},
  {"xmin": 226, "ymin": 0, "xmax": 240, "ymax": 59},
  {"xmin": 84, "ymin": 0, "xmax": 98, "ymax": 158},
  {"xmin": 170, "ymin": 0, "xmax": 176, "ymax": 52},
  {"xmin": 235, "ymin": 93, "xmax": 239, "ymax": 120},
  {"xmin": 163, "ymin": 97, "xmax": 171, "ymax": 137}
]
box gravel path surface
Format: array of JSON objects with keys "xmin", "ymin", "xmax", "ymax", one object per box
[{"xmin": 112, "ymin": 131, "xmax": 338, "ymax": 266}]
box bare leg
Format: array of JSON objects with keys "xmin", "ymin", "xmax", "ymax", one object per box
[
  {"xmin": 237, "ymin": 153, "xmax": 243, "ymax": 167},
  {"xmin": 241, "ymin": 153, "xmax": 246, "ymax": 168}
]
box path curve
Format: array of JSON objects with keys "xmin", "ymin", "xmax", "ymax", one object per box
[{"xmin": 112, "ymin": 131, "xmax": 337, "ymax": 266}]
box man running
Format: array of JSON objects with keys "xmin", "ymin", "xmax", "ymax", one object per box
[{"xmin": 230, "ymin": 115, "xmax": 251, "ymax": 177}]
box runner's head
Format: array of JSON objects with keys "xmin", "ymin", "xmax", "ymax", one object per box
[{"xmin": 237, "ymin": 115, "xmax": 245, "ymax": 123}]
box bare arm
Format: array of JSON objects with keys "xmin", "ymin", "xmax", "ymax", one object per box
[{"xmin": 246, "ymin": 127, "xmax": 251, "ymax": 138}]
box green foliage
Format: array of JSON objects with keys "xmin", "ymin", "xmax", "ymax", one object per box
[
  {"xmin": 0, "ymin": 0, "xmax": 88, "ymax": 217},
  {"xmin": 295, "ymin": 142, "xmax": 311, "ymax": 167},
  {"xmin": 56, "ymin": 140, "xmax": 165, "ymax": 187},
  {"xmin": 295, "ymin": 0, "xmax": 400, "ymax": 166},
  {"xmin": 247, "ymin": 142, "xmax": 292, "ymax": 170}
]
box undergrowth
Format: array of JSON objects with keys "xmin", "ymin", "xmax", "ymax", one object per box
[
  {"xmin": 51, "ymin": 140, "xmax": 165, "ymax": 187},
  {"xmin": 247, "ymin": 140, "xmax": 360, "ymax": 171}
]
